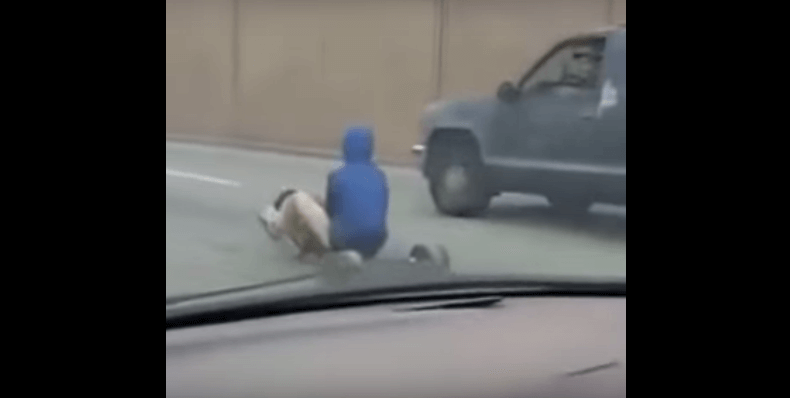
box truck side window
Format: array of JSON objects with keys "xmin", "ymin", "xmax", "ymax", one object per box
[
  {"xmin": 522, "ymin": 46, "xmax": 572, "ymax": 90},
  {"xmin": 521, "ymin": 39, "xmax": 605, "ymax": 91},
  {"xmin": 561, "ymin": 41, "xmax": 604, "ymax": 87}
]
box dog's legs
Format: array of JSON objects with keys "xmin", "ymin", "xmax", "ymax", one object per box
[
  {"xmin": 334, "ymin": 250, "xmax": 364, "ymax": 268},
  {"xmin": 260, "ymin": 206, "xmax": 285, "ymax": 241}
]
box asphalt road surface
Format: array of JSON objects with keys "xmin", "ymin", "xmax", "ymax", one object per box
[{"xmin": 166, "ymin": 141, "xmax": 626, "ymax": 297}]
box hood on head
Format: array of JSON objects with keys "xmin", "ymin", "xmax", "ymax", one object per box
[{"xmin": 342, "ymin": 126, "xmax": 374, "ymax": 163}]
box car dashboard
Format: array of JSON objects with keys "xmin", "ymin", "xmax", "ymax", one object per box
[{"xmin": 166, "ymin": 294, "xmax": 625, "ymax": 398}]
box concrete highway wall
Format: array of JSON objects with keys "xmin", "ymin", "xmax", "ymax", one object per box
[{"xmin": 166, "ymin": 0, "xmax": 626, "ymax": 164}]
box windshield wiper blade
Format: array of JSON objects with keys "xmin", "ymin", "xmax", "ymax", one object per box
[
  {"xmin": 395, "ymin": 295, "xmax": 504, "ymax": 311},
  {"xmin": 166, "ymin": 273, "xmax": 318, "ymax": 306},
  {"xmin": 166, "ymin": 256, "xmax": 455, "ymax": 307}
]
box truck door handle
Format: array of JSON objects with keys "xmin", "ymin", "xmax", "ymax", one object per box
[{"xmin": 580, "ymin": 111, "xmax": 596, "ymax": 119}]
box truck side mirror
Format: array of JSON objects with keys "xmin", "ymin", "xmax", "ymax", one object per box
[{"xmin": 497, "ymin": 81, "xmax": 519, "ymax": 102}]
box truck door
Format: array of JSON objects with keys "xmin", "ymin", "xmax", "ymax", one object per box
[
  {"xmin": 594, "ymin": 29, "xmax": 626, "ymax": 168},
  {"xmin": 509, "ymin": 38, "xmax": 606, "ymax": 168}
]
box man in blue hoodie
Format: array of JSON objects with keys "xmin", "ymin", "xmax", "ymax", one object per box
[{"xmin": 325, "ymin": 126, "xmax": 389, "ymax": 260}]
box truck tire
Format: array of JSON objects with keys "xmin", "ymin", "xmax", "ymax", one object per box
[{"xmin": 427, "ymin": 139, "xmax": 491, "ymax": 217}]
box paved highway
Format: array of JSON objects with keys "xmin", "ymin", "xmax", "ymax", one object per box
[{"xmin": 166, "ymin": 141, "xmax": 626, "ymax": 297}]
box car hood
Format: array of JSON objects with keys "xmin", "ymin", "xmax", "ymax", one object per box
[{"xmin": 422, "ymin": 95, "xmax": 499, "ymax": 125}]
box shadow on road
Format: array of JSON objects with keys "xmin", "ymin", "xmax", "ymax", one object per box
[{"xmin": 481, "ymin": 201, "xmax": 626, "ymax": 242}]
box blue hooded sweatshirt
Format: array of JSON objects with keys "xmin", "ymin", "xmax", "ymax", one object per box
[{"xmin": 325, "ymin": 127, "xmax": 389, "ymax": 258}]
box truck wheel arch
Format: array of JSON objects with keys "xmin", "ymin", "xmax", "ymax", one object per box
[{"xmin": 424, "ymin": 128, "xmax": 482, "ymax": 178}]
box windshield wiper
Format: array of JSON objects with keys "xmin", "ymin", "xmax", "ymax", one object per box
[
  {"xmin": 395, "ymin": 295, "xmax": 504, "ymax": 311},
  {"xmin": 166, "ymin": 273, "xmax": 318, "ymax": 306},
  {"xmin": 166, "ymin": 254, "xmax": 455, "ymax": 307}
]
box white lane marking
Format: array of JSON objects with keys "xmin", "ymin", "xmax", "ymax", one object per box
[{"xmin": 166, "ymin": 168, "xmax": 241, "ymax": 187}]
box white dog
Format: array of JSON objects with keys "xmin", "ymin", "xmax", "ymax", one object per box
[{"xmin": 259, "ymin": 187, "xmax": 331, "ymax": 263}]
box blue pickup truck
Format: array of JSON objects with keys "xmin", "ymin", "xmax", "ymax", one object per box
[{"xmin": 414, "ymin": 26, "xmax": 626, "ymax": 216}]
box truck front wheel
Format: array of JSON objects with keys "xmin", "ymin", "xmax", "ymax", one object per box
[{"xmin": 427, "ymin": 140, "xmax": 491, "ymax": 217}]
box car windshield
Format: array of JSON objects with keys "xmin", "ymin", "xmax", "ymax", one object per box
[{"xmin": 166, "ymin": 2, "xmax": 626, "ymax": 300}]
